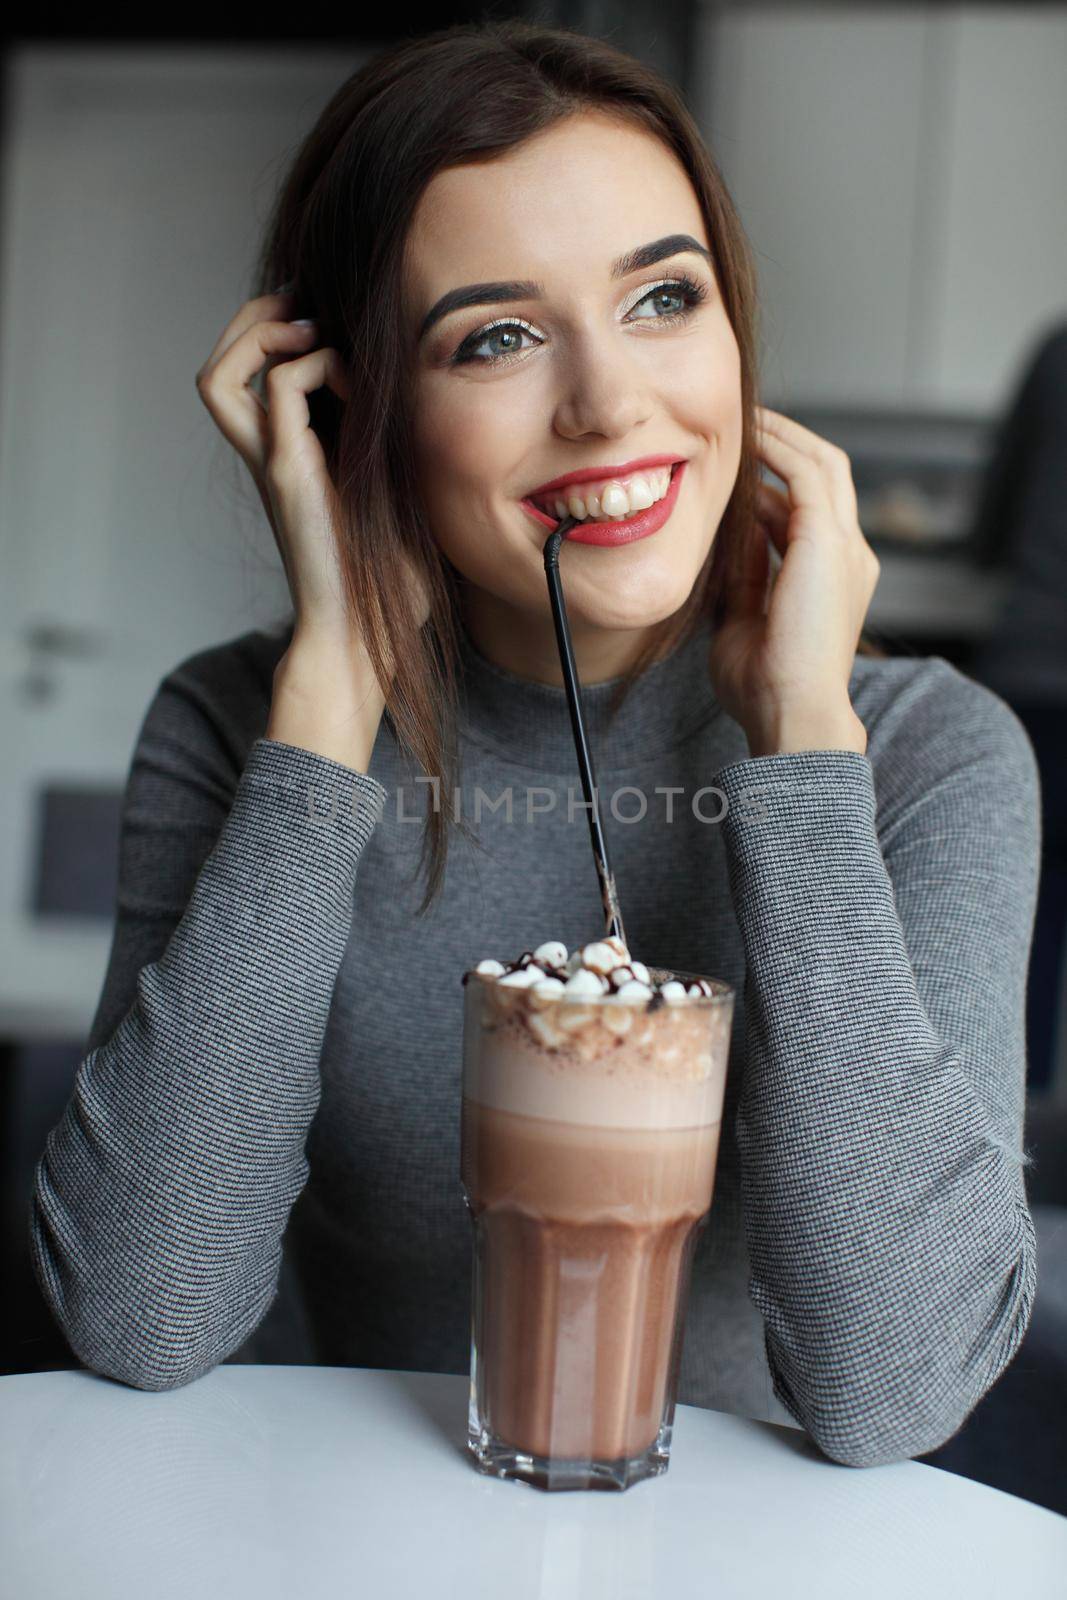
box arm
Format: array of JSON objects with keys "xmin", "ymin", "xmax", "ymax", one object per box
[
  {"xmin": 713, "ymin": 666, "xmax": 1040, "ymax": 1468},
  {"xmin": 29, "ymin": 649, "xmax": 387, "ymax": 1391}
]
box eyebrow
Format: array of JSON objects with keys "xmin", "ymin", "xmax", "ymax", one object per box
[{"xmin": 417, "ymin": 232, "xmax": 713, "ymax": 344}]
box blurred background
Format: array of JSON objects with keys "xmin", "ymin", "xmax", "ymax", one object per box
[{"xmin": 2, "ymin": 1, "xmax": 1065, "ymax": 1516}]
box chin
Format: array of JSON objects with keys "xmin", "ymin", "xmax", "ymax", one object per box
[{"xmin": 564, "ymin": 566, "xmax": 699, "ymax": 632}]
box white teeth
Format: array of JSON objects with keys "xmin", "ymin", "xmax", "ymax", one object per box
[{"xmin": 540, "ymin": 466, "xmax": 673, "ymax": 523}]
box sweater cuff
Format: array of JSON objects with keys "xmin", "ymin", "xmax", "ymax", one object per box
[
  {"xmin": 714, "ymin": 750, "xmax": 876, "ymax": 867},
  {"xmin": 242, "ymin": 737, "xmax": 388, "ymax": 854}
]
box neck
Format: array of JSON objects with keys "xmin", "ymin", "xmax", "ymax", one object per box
[
  {"xmin": 454, "ymin": 598, "xmax": 721, "ymax": 772},
  {"xmin": 458, "ymin": 586, "xmax": 674, "ymax": 688}
]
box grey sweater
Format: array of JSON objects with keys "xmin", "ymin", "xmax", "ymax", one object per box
[{"xmin": 30, "ymin": 614, "xmax": 1041, "ymax": 1469}]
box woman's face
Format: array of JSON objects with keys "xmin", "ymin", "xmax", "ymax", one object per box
[{"xmin": 404, "ymin": 111, "xmax": 743, "ymax": 647}]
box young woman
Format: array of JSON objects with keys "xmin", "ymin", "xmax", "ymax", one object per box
[{"xmin": 30, "ymin": 21, "xmax": 1039, "ymax": 1470}]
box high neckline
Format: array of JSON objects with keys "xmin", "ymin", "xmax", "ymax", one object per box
[{"xmin": 456, "ymin": 614, "xmax": 721, "ymax": 773}]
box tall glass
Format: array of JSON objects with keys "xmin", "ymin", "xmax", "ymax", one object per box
[{"xmin": 460, "ymin": 966, "xmax": 734, "ymax": 1491}]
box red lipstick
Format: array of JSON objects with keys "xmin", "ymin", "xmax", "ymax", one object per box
[
  {"xmin": 521, "ymin": 459, "xmax": 687, "ymax": 547},
  {"xmin": 525, "ymin": 452, "xmax": 686, "ymax": 499}
]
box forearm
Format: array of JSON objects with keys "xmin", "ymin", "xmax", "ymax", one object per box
[
  {"xmin": 30, "ymin": 739, "xmax": 386, "ymax": 1391},
  {"xmin": 714, "ymin": 750, "xmax": 1035, "ymax": 1467}
]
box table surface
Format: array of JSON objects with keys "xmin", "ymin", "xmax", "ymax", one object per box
[{"xmin": 1, "ymin": 1366, "xmax": 1063, "ymax": 1599}]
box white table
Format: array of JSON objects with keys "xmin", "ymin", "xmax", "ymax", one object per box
[{"xmin": 1, "ymin": 1366, "xmax": 1063, "ymax": 1598}]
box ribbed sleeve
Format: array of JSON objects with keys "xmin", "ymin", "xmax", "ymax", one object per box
[
  {"xmin": 29, "ymin": 725, "xmax": 387, "ymax": 1392},
  {"xmin": 713, "ymin": 690, "xmax": 1040, "ymax": 1467}
]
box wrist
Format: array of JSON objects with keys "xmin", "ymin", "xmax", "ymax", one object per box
[
  {"xmin": 744, "ymin": 700, "xmax": 867, "ymax": 758},
  {"xmin": 268, "ymin": 640, "xmax": 388, "ymax": 774}
]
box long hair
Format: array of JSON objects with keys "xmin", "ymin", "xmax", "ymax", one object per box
[{"xmin": 252, "ymin": 18, "xmax": 887, "ymax": 913}]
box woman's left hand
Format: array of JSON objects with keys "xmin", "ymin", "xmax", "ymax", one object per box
[{"xmin": 708, "ymin": 406, "xmax": 880, "ymax": 757}]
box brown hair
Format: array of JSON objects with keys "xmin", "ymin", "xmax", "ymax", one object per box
[{"xmin": 252, "ymin": 18, "xmax": 888, "ymax": 913}]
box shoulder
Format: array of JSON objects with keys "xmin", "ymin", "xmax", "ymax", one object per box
[
  {"xmin": 134, "ymin": 619, "xmax": 294, "ymax": 784},
  {"xmin": 160, "ymin": 620, "xmax": 293, "ymax": 709},
  {"xmin": 850, "ymin": 651, "xmax": 1040, "ymax": 826}
]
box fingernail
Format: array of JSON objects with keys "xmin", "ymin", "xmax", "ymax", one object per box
[{"xmin": 291, "ymin": 318, "xmax": 316, "ymax": 328}]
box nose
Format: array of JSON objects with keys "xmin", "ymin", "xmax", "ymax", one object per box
[{"xmin": 550, "ymin": 330, "xmax": 655, "ymax": 445}]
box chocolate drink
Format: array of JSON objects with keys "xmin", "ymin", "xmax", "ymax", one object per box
[{"xmin": 460, "ymin": 939, "xmax": 733, "ymax": 1491}]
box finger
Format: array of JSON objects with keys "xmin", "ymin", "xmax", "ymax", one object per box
[
  {"xmin": 757, "ymin": 405, "xmax": 846, "ymax": 458},
  {"xmin": 199, "ymin": 319, "xmax": 319, "ymax": 471},
  {"xmin": 755, "ymin": 424, "xmax": 837, "ymax": 525},
  {"xmin": 264, "ymin": 345, "xmax": 352, "ymax": 470},
  {"xmin": 757, "ymin": 406, "xmax": 858, "ymax": 527},
  {"xmin": 759, "ymin": 455, "xmax": 877, "ymax": 617},
  {"xmin": 198, "ymin": 290, "xmax": 296, "ymax": 375}
]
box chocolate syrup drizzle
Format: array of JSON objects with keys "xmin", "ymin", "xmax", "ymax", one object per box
[{"xmin": 461, "ymin": 947, "xmax": 714, "ymax": 1010}]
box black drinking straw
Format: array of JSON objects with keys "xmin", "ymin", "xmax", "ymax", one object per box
[{"xmin": 543, "ymin": 517, "xmax": 627, "ymax": 948}]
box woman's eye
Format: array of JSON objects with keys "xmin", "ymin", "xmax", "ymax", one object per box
[
  {"xmin": 450, "ymin": 275, "xmax": 709, "ymax": 368},
  {"xmin": 631, "ymin": 273, "xmax": 710, "ymax": 323},
  {"xmin": 454, "ymin": 322, "xmax": 537, "ymax": 366}
]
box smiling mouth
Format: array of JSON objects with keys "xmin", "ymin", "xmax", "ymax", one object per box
[
  {"xmin": 523, "ymin": 461, "xmax": 683, "ymax": 527},
  {"xmin": 519, "ymin": 458, "xmax": 688, "ymax": 548}
]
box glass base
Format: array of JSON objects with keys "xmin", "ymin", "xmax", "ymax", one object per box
[{"xmin": 467, "ymin": 1409, "xmax": 674, "ymax": 1492}]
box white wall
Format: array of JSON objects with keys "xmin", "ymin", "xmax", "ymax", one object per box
[
  {"xmin": 694, "ymin": 4, "xmax": 1067, "ymax": 412},
  {"xmin": 0, "ymin": 47, "xmax": 372, "ymax": 1033}
]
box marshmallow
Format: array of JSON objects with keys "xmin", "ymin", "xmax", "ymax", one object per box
[
  {"xmin": 613, "ymin": 980, "xmax": 653, "ymax": 1004},
  {"xmin": 556, "ymin": 1004, "xmax": 594, "ymax": 1031},
  {"xmin": 468, "ymin": 940, "xmax": 709, "ymax": 1016},
  {"xmin": 564, "ymin": 968, "xmax": 606, "ymax": 997},
  {"xmin": 533, "ymin": 940, "xmax": 568, "ymax": 969},
  {"xmin": 530, "ymin": 977, "xmax": 566, "ymax": 1004},
  {"xmin": 527, "ymin": 1011, "xmax": 565, "ymax": 1049},
  {"xmin": 499, "ymin": 966, "xmax": 544, "ymax": 987},
  {"xmin": 582, "ymin": 941, "xmax": 626, "ymax": 976}
]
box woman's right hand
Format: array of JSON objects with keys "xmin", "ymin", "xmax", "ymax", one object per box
[{"xmin": 195, "ymin": 289, "xmax": 430, "ymax": 676}]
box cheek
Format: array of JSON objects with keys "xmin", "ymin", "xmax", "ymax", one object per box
[
  {"xmin": 410, "ymin": 380, "xmax": 536, "ymax": 590},
  {"xmin": 412, "ymin": 377, "xmax": 520, "ymax": 500},
  {"xmin": 674, "ymin": 325, "xmax": 741, "ymax": 424},
  {"xmin": 410, "ymin": 407, "xmax": 466, "ymax": 506}
]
